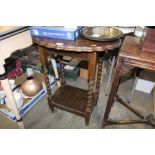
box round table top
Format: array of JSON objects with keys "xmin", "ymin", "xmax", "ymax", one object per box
[{"xmin": 32, "ymin": 36, "xmax": 122, "ymax": 52}]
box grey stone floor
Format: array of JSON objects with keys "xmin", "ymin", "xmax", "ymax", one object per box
[{"xmin": 0, "ymin": 71, "xmax": 154, "ymax": 129}]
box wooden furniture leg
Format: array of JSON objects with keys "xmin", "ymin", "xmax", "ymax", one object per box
[
  {"xmin": 0, "ymin": 65, "xmax": 24, "ymax": 129},
  {"xmin": 85, "ymin": 52, "xmax": 97, "ymax": 125},
  {"xmin": 95, "ymin": 56, "xmax": 104, "ymax": 106},
  {"xmin": 60, "ymin": 59, "xmax": 66, "ymax": 85},
  {"xmin": 101, "ymin": 59, "xmax": 122, "ymax": 128},
  {"xmin": 38, "ymin": 46, "xmax": 54, "ymax": 112}
]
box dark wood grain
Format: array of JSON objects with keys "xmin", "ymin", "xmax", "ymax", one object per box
[
  {"xmin": 52, "ymin": 85, "xmax": 95, "ymax": 117},
  {"xmin": 33, "ymin": 36, "xmax": 122, "ymax": 52},
  {"xmin": 120, "ymin": 36, "xmax": 155, "ymax": 71},
  {"xmin": 95, "ymin": 56, "xmax": 104, "ymax": 106}
]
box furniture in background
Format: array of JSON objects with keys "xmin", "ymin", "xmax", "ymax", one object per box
[
  {"xmin": 33, "ymin": 36, "xmax": 121, "ymax": 125},
  {"xmin": 104, "ymin": 48, "xmax": 118, "ymax": 96},
  {"xmin": 104, "ymin": 28, "xmax": 135, "ymax": 96},
  {"xmin": 0, "ymin": 27, "xmax": 32, "ymax": 128},
  {"xmin": 102, "ymin": 36, "xmax": 155, "ymax": 128}
]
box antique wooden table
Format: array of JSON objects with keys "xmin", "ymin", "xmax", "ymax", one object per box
[
  {"xmin": 102, "ymin": 36, "xmax": 155, "ymax": 128},
  {"xmin": 33, "ymin": 36, "xmax": 121, "ymax": 125}
]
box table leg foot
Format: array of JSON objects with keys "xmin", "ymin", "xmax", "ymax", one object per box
[
  {"xmin": 85, "ymin": 118, "xmax": 90, "ymax": 126},
  {"xmin": 50, "ymin": 108, "xmax": 55, "ymax": 113},
  {"xmin": 17, "ymin": 121, "xmax": 24, "ymax": 129},
  {"xmin": 101, "ymin": 121, "xmax": 107, "ymax": 128},
  {"xmin": 47, "ymin": 98, "xmax": 54, "ymax": 112},
  {"xmin": 146, "ymin": 114, "xmax": 155, "ymax": 127}
]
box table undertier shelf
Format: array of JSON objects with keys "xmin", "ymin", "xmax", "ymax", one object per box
[{"xmin": 52, "ymin": 85, "xmax": 95, "ymax": 117}]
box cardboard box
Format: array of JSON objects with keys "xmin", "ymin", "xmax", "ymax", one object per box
[
  {"xmin": 30, "ymin": 26, "xmax": 84, "ymax": 40},
  {"xmin": 135, "ymin": 79, "xmax": 155, "ymax": 94},
  {"xmin": 0, "ymin": 88, "xmax": 47, "ymax": 122},
  {"xmin": 135, "ymin": 70, "xmax": 155, "ymax": 93},
  {"xmin": 80, "ymin": 68, "xmax": 88, "ymax": 80},
  {"xmin": 79, "ymin": 60, "xmax": 106, "ymax": 81}
]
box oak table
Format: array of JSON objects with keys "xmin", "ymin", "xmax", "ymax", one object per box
[
  {"xmin": 33, "ymin": 36, "xmax": 121, "ymax": 125},
  {"xmin": 0, "ymin": 26, "xmax": 32, "ymax": 128},
  {"xmin": 102, "ymin": 36, "xmax": 155, "ymax": 128}
]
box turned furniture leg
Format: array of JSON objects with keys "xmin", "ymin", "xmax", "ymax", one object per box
[
  {"xmin": 101, "ymin": 60, "xmax": 122, "ymax": 128},
  {"xmin": 85, "ymin": 52, "xmax": 97, "ymax": 125},
  {"xmin": 95, "ymin": 56, "xmax": 104, "ymax": 106},
  {"xmin": 60, "ymin": 59, "xmax": 66, "ymax": 85},
  {"xmin": 105, "ymin": 56, "xmax": 116, "ymax": 96},
  {"xmin": 0, "ymin": 65, "xmax": 24, "ymax": 129},
  {"xmin": 38, "ymin": 46, "xmax": 54, "ymax": 112}
]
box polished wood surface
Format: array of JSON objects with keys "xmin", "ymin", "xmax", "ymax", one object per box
[
  {"xmin": 34, "ymin": 36, "xmax": 121, "ymax": 125},
  {"xmin": 102, "ymin": 36, "xmax": 155, "ymax": 128},
  {"xmin": 52, "ymin": 85, "xmax": 95, "ymax": 117},
  {"xmin": 120, "ymin": 36, "xmax": 155, "ymax": 70},
  {"xmin": 33, "ymin": 36, "xmax": 121, "ymax": 52}
]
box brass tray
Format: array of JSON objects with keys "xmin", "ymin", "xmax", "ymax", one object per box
[{"xmin": 81, "ymin": 26, "xmax": 123, "ymax": 41}]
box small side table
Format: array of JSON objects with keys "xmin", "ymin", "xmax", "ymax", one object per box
[
  {"xmin": 102, "ymin": 36, "xmax": 155, "ymax": 128},
  {"xmin": 33, "ymin": 36, "xmax": 121, "ymax": 125}
]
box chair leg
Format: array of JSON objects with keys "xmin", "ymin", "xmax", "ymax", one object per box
[{"xmin": 105, "ymin": 56, "xmax": 116, "ymax": 96}]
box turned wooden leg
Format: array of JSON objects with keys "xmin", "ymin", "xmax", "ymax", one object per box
[
  {"xmin": 60, "ymin": 60, "xmax": 66, "ymax": 85},
  {"xmin": 38, "ymin": 46, "xmax": 54, "ymax": 112},
  {"xmin": 95, "ymin": 56, "xmax": 104, "ymax": 106},
  {"xmin": 0, "ymin": 65, "xmax": 24, "ymax": 129},
  {"xmin": 85, "ymin": 52, "xmax": 97, "ymax": 125}
]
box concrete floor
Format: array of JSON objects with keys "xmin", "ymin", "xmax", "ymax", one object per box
[{"xmin": 0, "ymin": 70, "xmax": 154, "ymax": 129}]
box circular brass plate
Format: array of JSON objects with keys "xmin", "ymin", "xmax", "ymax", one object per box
[{"xmin": 81, "ymin": 26, "xmax": 123, "ymax": 41}]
